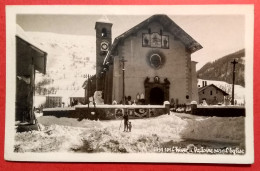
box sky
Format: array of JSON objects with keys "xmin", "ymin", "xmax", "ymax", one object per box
[{"xmin": 17, "ymin": 14, "xmax": 245, "ymax": 70}]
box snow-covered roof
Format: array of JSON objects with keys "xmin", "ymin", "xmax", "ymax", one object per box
[
  {"xmin": 16, "ymin": 24, "xmax": 47, "ymax": 74},
  {"xmin": 97, "ymin": 15, "xmax": 112, "ymax": 24},
  {"xmin": 198, "ymin": 84, "xmax": 229, "ymax": 96},
  {"xmin": 16, "ymin": 24, "xmax": 47, "ymax": 52}
]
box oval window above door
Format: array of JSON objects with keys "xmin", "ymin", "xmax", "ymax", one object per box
[
  {"xmin": 150, "ymin": 53, "xmax": 162, "ymax": 68},
  {"xmin": 146, "ymin": 50, "xmax": 165, "ymax": 69}
]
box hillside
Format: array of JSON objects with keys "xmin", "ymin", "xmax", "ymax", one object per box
[
  {"xmin": 27, "ymin": 32, "xmax": 96, "ymax": 98},
  {"xmin": 197, "ymin": 49, "xmax": 245, "ymax": 87}
]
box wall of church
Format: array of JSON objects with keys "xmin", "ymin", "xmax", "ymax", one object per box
[
  {"xmin": 191, "ymin": 61, "xmax": 199, "ymax": 102},
  {"xmin": 112, "ymin": 21, "xmax": 193, "ymax": 104},
  {"xmin": 112, "ymin": 55, "xmax": 123, "ymax": 102}
]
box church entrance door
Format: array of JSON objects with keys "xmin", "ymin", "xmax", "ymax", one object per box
[
  {"xmin": 150, "ymin": 87, "xmax": 164, "ymax": 105},
  {"xmin": 144, "ymin": 76, "xmax": 170, "ymax": 105}
]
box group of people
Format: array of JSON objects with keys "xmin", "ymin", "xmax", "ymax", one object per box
[
  {"xmin": 123, "ymin": 113, "xmax": 132, "ymax": 132},
  {"xmin": 116, "ymin": 95, "xmax": 145, "ymax": 105}
]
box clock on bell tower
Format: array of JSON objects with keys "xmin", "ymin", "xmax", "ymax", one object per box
[{"xmin": 95, "ymin": 16, "xmax": 113, "ymax": 91}]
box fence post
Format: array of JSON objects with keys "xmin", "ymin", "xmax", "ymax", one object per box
[
  {"xmin": 164, "ymin": 101, "xmax": 170, "ymax": 115},
  {"xmin": 191, "ymin": 101, "xmax": 197, "ymax": 115}
]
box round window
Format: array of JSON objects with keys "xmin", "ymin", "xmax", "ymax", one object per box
[
  {"xmin": 150, "ymin": 54, "xmax": 162, "ymax": 68},
  {"xmin": 101, "ymin": 41, "xmax": 109, "ymax": 51}
]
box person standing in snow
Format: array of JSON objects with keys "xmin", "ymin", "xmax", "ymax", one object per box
[{"xmin": 123, "ymin": 112, "xmax": 129, "ymax": 132}]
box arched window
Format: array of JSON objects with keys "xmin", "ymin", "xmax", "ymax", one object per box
[{"xmin": 101, "ymin": 28, "xmax": 107, "ymax": 37}]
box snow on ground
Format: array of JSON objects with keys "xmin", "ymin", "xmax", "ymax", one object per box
[{"xmin": 14, "ymin": 113, "xmax": 245, "ymax": 153}]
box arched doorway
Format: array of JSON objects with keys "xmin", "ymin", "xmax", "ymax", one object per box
[
  {"xmin": 144, "ymin": 76, "xmax": 170, "ymax": 105},
  {"xmin": 150, "ymin": 87, "xmax": 164, "ymax": 105}
]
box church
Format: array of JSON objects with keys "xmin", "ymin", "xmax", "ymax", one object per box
[{"xmin": 89, "ymin": 14, "xmax": 202, "ymax": 105}]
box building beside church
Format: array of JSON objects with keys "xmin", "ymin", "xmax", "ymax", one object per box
[
  {"xmin": 198, "ymin": 84, "xmax": 229, "ymax": 105},
  {"xmin": 87, "ymin": 14, "xmax": 202, "ymax": 105}
]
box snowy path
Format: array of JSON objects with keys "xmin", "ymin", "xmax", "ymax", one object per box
[{"xmin": 14, "ymin": 113, "xmax": 245, "ymax": 153}]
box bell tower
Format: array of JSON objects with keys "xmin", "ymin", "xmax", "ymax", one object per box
[{"xmin": 95, "ymin": 16, "xmax": 112, "ymax": 91}]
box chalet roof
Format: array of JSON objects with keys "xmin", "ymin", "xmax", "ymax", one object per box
[
  {"xmin": 16, "ymin": 24, "xmax": 47, "ymax": 74},
  {"xmin": 198, "ymin": 84, "xmax": 229, "ymax": 96},
  {"xmin": 104, "ymin": 14, "xmax": 203, "ymax": 64},
  {"xmin": 16, "ymin": 24, "xmax": 47, "ymax": 52}
]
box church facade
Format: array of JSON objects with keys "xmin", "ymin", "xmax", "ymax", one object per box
[{"xmin": 94, "ymin": 15, "xmax": 202, "ymax": 105}]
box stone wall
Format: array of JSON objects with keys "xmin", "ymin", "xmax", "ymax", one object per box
[
  {"xmin": 43, "ymin": 104, "xmax": 170, "ymax": 120},
  {"xmin": 190, "ymin": 103, "xmax": 245, "ymax": 117}
]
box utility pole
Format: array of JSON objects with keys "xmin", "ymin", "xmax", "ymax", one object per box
[
  {"xmin": 231, "ymin": 59, "xmax": 238, "ymax": 105},
  {"xmin": 120, "ymin": 57, "xmax": 127, "ymax": 105}
]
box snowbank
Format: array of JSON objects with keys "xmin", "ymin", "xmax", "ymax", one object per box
[
  {"xmin": 180, "ymin": 116, "xmax": 245, "ymax": 143},
  {"xmin": 15, "ymin": 113, "xmax": 245, "ymax": 153}
]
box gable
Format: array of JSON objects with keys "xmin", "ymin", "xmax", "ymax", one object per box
[
  {"xmin": 198, "ymin": 84, "xmax": 229, "ymax": 96},
  {"xmin": 104, "ymin": 14, "xmax": 203, "ymax": 65}
]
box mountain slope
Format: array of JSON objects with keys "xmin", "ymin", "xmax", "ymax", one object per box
[
  {"xmin": 197, "ymin": 49, "xmax": 245, "ymax": 87},
  {"xmin": 27, "ymin": 32, "xmax": 96, "ymax": 96}
]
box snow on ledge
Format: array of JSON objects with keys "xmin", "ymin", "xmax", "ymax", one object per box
[
  {"xmin": 75, "ymin": 104, "xmax": 166, "ymax": 109},
  {"xmin": 197, "ymin": 105, "xmax": 245, "ymax": 109},
  {"xmin": 43, "ymin": 107, "xmax": 75, "ymax": 111}
]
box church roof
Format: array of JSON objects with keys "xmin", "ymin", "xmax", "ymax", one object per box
[
  {"xmin": 198, "ymin": 84, "xmax": 229, "ymax": 96},
  {"xmin": 82, "ymin": 75, "xmax": 96, "ymax": 89},
  {"xmin": 104, "ymin": 14, "xmax": 203, "ymax": 64}
]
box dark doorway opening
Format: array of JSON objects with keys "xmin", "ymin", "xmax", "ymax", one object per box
[{"xmin": 150, "ymin": 87, "xmax": 164, "ymax": 105}]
